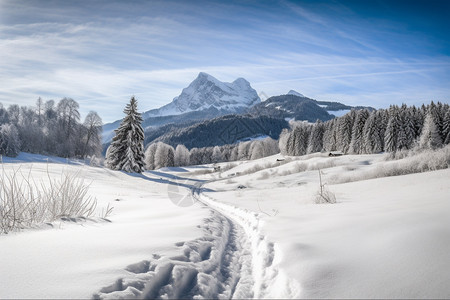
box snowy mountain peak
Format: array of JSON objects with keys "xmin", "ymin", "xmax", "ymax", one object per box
[
  {"xmin": 146, "ymin": 73, "xmax": 260, "ymax": 117},
  {"xmin": 287, "ymin": 90, "xmax": 305, "ymax": 97},
  {"xmin": 232, "ymin": 77, "xmax": 251, "ymax": 88}
]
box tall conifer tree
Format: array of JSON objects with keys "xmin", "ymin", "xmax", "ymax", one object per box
[{"xmin": 107, "ymin": 96, "xmax": 145, "ymax": 173}]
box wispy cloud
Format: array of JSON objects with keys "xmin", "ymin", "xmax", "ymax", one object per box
[{"xmin": 0, "ymin": 0, "xmax": 449, "ymax": 122}]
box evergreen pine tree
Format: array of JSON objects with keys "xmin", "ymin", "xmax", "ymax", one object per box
[
  {"xmin": 337, "ymin": 113, "xmax": 353, "ymax": 153},
  {"xmin": 384, "ymin": 106, "xmax": 401, "ymax": 152},
  {"xmin": 419, "ymin": 112, "xmax": 443, "ymax": 150},
  {"xmin": 396, "ymin": 104, "xmax": 415, "ymax": 150},
  {"xmin": 401, "ymin": 107, "xmax": 416, "ymax": 150},
  {"xmin": 307, "ymin": 120, "xmax": 324, "ymax": 154},
  {"xmin": 350, "ymin": 110, "xmax": 369, "ymax": 154},
  {"xmin": 363, "ymin": 111, "xmax": 382, "ymax": 154},
  {"xmin": 167, "ymin": 146, "xmax": 175, "ymax": 167},
  {"xmin": 292, "ymin": 124, "xmax": 309, "ymax": 156},
  {"xmin": 278, "ymin": 128, "xmax": 290, "ymax": 155},
  {"xmin": 442, "ymin": 108, "xmax": 450, "ymax": 144},
  {"xmin": 322, "ymin": 118, "xmax": 338, "ymax": 152},
  {"xmin": 107, "ymin": 96, "xmax": 145, "ymax": 173}
]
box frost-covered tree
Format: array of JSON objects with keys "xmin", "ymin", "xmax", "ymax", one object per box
[
  {"xmin": 229, "ymin": 145, "xmax": 239, "ymax": 162},
  {"xmin": 278, "ymin": 128, "xmax": 290, "ymax": 155},
  {"xmin": 36, "ymin": 97, "xmax": 44, "ymax": 127},
  {"xmin": 144, "ymin": 143, "xmax": 158, "ymax": 170},
  {"xmin": 337, "ymin": 113, "xmax": 354, "ymax": 153},
  {"xmin": 237, "ymin": 141, "xmax": 252, "ymax": 160},
  {"xmin": 107, "ymin": 97, "xmax": 145, "ymax": 173},
  {"xmin": 189, "ymin": 147, "xmax": 203, "ymax": 165},
  {"xmin": 54, "ymin": 98, "xmax": 81, "ymax": 157},
  {"xmin": 363, "ymin": 111, "xmax": 383, "ymax": 153},
  {"xmin": 418, "ymin": 112, "xmax": 442, "ymax": 150},
  {"xmin": 349, "ymin": 110, "xmax": 369, "ymax": 154},
  {"xmin": 0, "ymin": 124, "xmax": 21, "ymax": 157},
  {"xmin": 82, "ymin": 111, "xmax": 102, "ymax": 158},
  {"xmin": 291, "ymin": 123, "xmax": 309, "ymax": 156},
  {"xmin": 202, "ymin": 147, "xmax": 213, "ymax": 164},
  {"xmin": 322, "ymin": 119, "xmax": 338, "ymax": 152},
  {"xmin": 443, "ymin": 108, "xmax": 450, "ymax": 144},
  {"xmin": 154, "ymin": 143, "xmax": 175, "ymax": 168},
  {"xmin": 211, "ymin": 146, "xmax": 223, "ymax": 163},
  {"xmin": 175, "ymin": 144, "xmax": 190, "ymax": 166},
  {"xmin": 395, "ymin": 105, "xmax": 416, "ymax": 151},
  {"xmin": 7, "ymin": 104, "xmax": 20, "ymax": 125},
  {"xmin": 262, "ymin": 137, "xmax": 280, "ymax": 157},
  {"xmin": 249, "ymin": 141, "xmax": 264, "ymax": 160},
  {"xmin": 307, "ymin": 120, "xmax": 325, "ymax": 154},
  {"xmin": 384, "ymin": 106, "xmax": 401, "ymax": 152}
]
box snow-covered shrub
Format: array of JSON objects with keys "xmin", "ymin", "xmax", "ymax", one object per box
[
  {"xmin": 220, "ymin": 162, "xmax": 238, "ymax": 172},
  {"xmin": 315, "ymin": 170, "xmax": 336, "ymax": 204},
  {"xmin": 334, "ymin": 144, "xmax": 450, "ymax": 184},
  {"xmin": 315, "ymin": 188, "xmax": 336, "ymax": 204},
  {"xmin": 0, "ymin": 167, "xmax": 100, "ymax": 234}
]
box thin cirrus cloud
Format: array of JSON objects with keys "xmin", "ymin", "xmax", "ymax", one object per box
[{"xmin": 0, "ymin": 0, "xmax": 449, "ymax": 122}]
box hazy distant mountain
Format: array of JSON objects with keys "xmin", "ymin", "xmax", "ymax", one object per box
[
  {"xmin": 250, "ymin": 91, "xmax": 375, "ymax": 122},
  {"xmin": 143, "ymin": 72, "xmax": 260, "ymax": 117},
  {"xmin": 250, "ymin": 94, "xmax": 334, "ymax": 122}
]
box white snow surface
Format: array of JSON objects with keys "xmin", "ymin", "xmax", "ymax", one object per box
[
  {"xmin": 0, "ymin": 159, "xmax": 208, "ymax": 299},
  {"xmin": 1, "ymin": 151, "xmax": 449, "ymax": 298},
  {"xmin": 145, "ymin": 72, "xmax": 260, "ymax": 117},
  {"xmin": 202, "ymin": 153, "xmax": 450, "ymax": 298}
]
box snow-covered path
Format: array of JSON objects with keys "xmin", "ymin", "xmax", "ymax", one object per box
[{"xmin": 96, "ymin": 177, "xmax": 298, "ymax": 299}]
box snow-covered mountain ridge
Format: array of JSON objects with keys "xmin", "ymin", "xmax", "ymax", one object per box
[{"xmin": 143, "ymin": 72, "xmax": 260, "ymax": 118}]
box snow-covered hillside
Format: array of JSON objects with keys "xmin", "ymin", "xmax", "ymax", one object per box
[
  {"xmin": 144, "ymin": 72, "xmax": 260, "ymax": 117},
  {"xmin": 0, "ymin": 158, "xmax": 209, "ymax": 298},
  {"xmin": 200, "ymin": 152, "xmax": 450, "ymax": 298},
  {"xmin": 1, "ymin": 151, "xmax": 449, "ymax": 298}
]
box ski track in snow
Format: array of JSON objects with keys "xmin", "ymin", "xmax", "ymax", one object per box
[{"xmin": 94, "ymin": 177, "xmax": 299, "ymax": 299}]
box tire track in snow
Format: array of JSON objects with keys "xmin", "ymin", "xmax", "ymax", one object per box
[{"xmin": 94, "ymin": 178, "xmax": 299, "ymax": 299}]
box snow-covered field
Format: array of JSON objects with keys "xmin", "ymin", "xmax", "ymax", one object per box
[
  {"xmin": 1, "ymin": 151, "xmax": 449, "ymax": 298},
  {"xmin": 0, "ymin": 157, "xmax": 209, "ymax": 299}
]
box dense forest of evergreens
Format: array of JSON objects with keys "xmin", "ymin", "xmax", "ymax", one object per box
[{"xmin": 280, "ymin": 102, "xmax": 449, "ymax": 156}]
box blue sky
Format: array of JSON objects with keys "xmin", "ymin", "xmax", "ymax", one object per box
[{"xmin": 1, "ymin": 0, "xmax": 449, "ymax": 122}]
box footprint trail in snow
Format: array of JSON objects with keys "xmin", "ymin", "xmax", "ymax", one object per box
[{"xmin": 94, "ymin": 179, "xmax": 299, "ymax": 299}]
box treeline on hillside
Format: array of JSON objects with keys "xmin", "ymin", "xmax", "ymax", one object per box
[
  {"xmin": 144, "ymin": 102, "xmax": 449, "ymax": 170},
  {"xmin": 144, "ymin": 137, "xmax": 279, "ymax": 170},
  {"xmin": 280, "ymin": 102, "xmax": 450, "ymax": 156},
  {"xmin": 148, "ymin": 114, "xmax": 289, "ymax": 149},
  {"xmin": 0, "ymin": 97, "xmax": 102, "ymax": 158}
]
